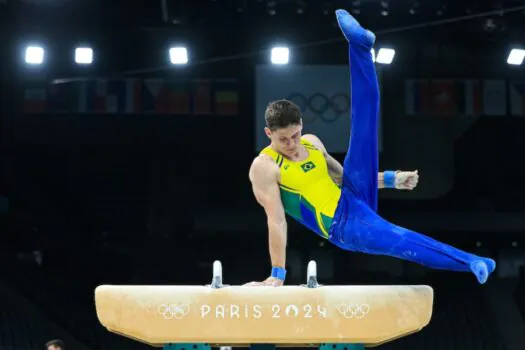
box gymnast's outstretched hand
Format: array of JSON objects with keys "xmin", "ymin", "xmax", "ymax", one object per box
[
  {"xmin": 395, "ymin": 170, "xmax": 419, "ymax": 190},
  {"xmin": 243, "ymin": 277, "xmax": 284, "ymax": 287}
]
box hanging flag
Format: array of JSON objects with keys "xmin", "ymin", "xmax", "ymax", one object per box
[
  {"xmin": 128, "ymin": 79, "xmax": 143, "ymax": 113},
  {"xmin": 122, "ymin": 79, "xmax": 138, "ymax": 113},
  {"xmin": 142, "ymin": 79, "xmax": 167, "ymax": 113},
  {"xmin": 48, "ymin": 81, "xmax": 79, "ymax": 113},
  {"xmin": 405, "ymin": 79, "xmax": 429, "ymax": 115},
  {"xmin": 166, "ymin": 81, "xmax": 190, "ymax": 114},
  {"xmin": 456, "ymin": 80, "xmax": 482, "ymax": 116},
  {"xmin": 483, "ymin": 80, "xmax": 507, "ymax": 116},
  {"xmin": 430, "ymin": 80, "xmax": 456, "ymax": 116},
  {"xmin": 106, "ymin": 80, "xmax": 127, "ymax": 113},
  {"xmin": 509, "ymin": 81, "xmax": 525, "ymax": 116},
  {"xmin": 214, "ymin": 80, "xmax": 239, "ymax": 115},
  {"xmin": 192, "ymin": 80, "xmax": 212, "ymax": 115},
  {"xmin": 23, "ymin": 88, "xmax": 47, "ymax": 113},
  {"xmin": 215, "ymin": 90, "xmax": 238, "ymax": 115},
  {"xmin": 87, "ymin": 79, "xmax": 109, "ymax": 113},
  {"xmin": 22, "ymin": 78, "xmax": 243, "ymax": 115}
]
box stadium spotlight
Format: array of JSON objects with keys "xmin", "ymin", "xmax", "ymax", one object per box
[
  {"xmin": 75, "ymin": 47, "xmax": 94, "ymax": 64},
  {"xmin": 271, "ymin": 46, "xmax": 289, "ymax": 65},
  {"xmin": 169, "ymin": 47, "xmax": 188, "ymax": 65},
  {"xmin": 25, "ymin": 46, "xmax": 45, "ymax": 65},
  {"xmin": 376, "ymin": 48, "xmax": 395, "ymax": 64},
  {"xmin": 507, "ymin": 48, "xmax": 525, "ymax": 66}
]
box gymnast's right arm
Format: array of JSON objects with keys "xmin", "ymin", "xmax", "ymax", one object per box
[{"xmin": 249, "ymin": 155, "xmax": 287, "ymax": 271}]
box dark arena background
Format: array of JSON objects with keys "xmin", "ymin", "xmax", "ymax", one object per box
[{"xmin": 1, "ymin": 0, "xmax": 525, "ymax": 349}]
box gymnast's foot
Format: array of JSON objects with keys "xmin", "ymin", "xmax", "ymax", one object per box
[
  {"xmin": 470, "ymin": 260, "xmax": 491, "ymax": 284},
  {"xmin": 335, "ymin": 9, "xmax": 375, "ymax": 50},
  {"xmin": 483, "ymin": 257, "xmax": 496, "ymax": 274}
]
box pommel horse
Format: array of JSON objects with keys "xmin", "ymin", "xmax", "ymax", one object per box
[{"xmin": 94, "ymin": 261, "xmax": 433, "ymax": 349}]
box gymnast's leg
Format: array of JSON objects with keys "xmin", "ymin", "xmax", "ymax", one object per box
[
  {"xmin": 334, "ymin": 9, "xmax": 496, "ymax": 283},
  {"xmin": 343, "ymin": 197, "xmax": 496, "ymax": 283},
  {"xmin": 336, "ymin": 9, "xmax": 380, "ymax": 212}
]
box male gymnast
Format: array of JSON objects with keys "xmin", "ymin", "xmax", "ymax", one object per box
[{"xmin": 246, "ymin": 9, "xmax": 496, "ymax": 287}]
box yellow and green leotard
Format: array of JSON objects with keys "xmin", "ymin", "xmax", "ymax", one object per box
[{"xmin": 259, "ymin": 138, "xmax": 341, "ymax": 239}]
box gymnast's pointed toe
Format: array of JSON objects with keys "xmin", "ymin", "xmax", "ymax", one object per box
[
  {"xmin": 483, "ymin": 258, "xmax": 496, "ymax": 274},
  {"xmin": 335, "ymin": 9, "xmax": 375, "ymax": 49},
  {"xmin": 470, "ymin": 260, "xmax": 490, "ymax": 284}
]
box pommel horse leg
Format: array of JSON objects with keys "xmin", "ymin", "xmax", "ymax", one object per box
[{"xmin": 95, "ymin": 260, "xmax": 433, "ymax": 350}]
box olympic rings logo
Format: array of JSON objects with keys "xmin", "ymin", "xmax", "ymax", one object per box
[
  {"xmin": 287, "ymin": 93, "xmax": 350, "ymax": 123},
  {"xmin": 337, "ymin": 303, "xmax": 370, "ymax": 319},
  {"xmin": 158, "ymin": 303, "xmax": 190, "ymax": 320}
]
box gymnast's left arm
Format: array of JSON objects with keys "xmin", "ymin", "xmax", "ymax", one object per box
[{"xmin": 325, "ymin": 151, "xmax": 419, "ymax": 190}]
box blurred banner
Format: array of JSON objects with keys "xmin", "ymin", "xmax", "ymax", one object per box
[
  {"xmin": 510, "ymin": 80, "xmax": 525, "ymax": 116},
  {"xmin": 23, "ymin": 79, "xmax": 239, "ymax": 115},
  {"xmin": 255, "ymin": 64, "xmax": 383, "ymax": 153},
  {"xmin": 483, "ymin": 80, "xmax": 507, "ymax": 116},
  {"xmin": 405, "ymin": 79, "xmax": 483, "ymax": 117},
  {"xmin": 405, "ymin": 79, "xmax": 517, "ymax": 117}
]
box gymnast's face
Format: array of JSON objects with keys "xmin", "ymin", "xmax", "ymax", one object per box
[{"xmin": 265, "ymin": 122, "xmax": 303, "ymax": 157}]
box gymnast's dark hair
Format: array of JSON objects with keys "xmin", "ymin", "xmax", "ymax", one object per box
[
  {"xmin": 264, "ymin": 99, "xmax": 302, "ymax": 131},
  {"xmin": 45, "ymin": 339, "xmax": 65, "ymax": 349}
]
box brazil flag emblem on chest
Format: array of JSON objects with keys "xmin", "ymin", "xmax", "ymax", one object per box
[{"xmin": 300, "ymin": 161, "xmax": 316, "ymax": 173}]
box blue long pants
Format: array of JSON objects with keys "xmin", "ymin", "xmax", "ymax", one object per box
[{"xmin": 328, "ymin": 10, "xmax": 495, "ymax": 282}]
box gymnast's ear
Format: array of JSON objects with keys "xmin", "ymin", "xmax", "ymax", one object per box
[{"xmin": 264, "ymin": 126, "xmax": 273, "ymax": 138}]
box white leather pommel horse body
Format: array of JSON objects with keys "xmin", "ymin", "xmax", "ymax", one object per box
[{"xmin": 94, "ymin": 261, "xmax": 434, "ymax": 349}]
